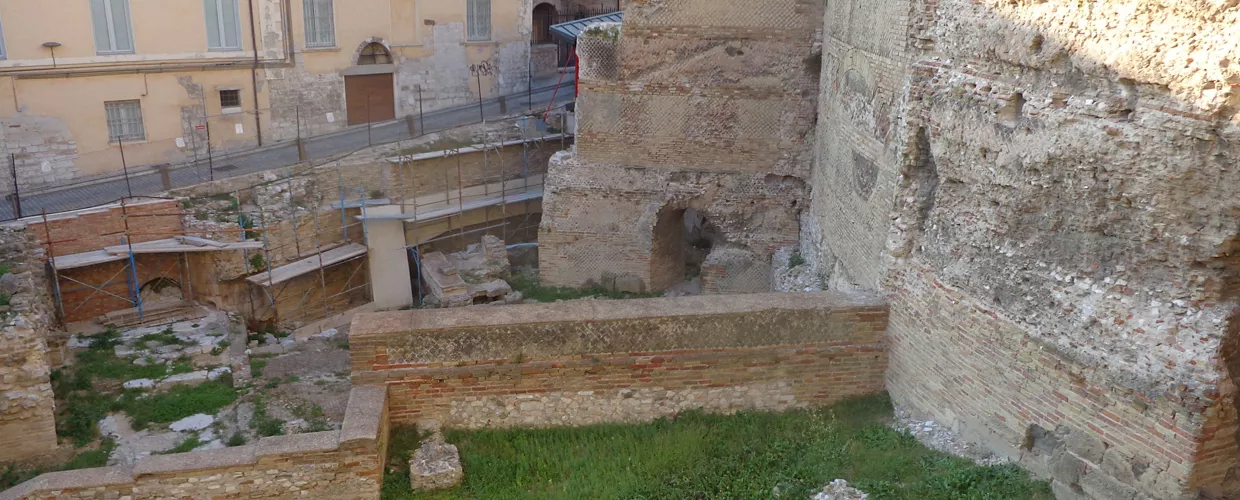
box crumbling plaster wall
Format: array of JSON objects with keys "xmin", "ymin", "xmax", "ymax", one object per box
[
  {"xmin": 810, "ymin": 0, "xmax": 1240, "ymax": 498},
  {"xmin": 538, "ymin": 0, "xmax": 823, "ymax": 291}
]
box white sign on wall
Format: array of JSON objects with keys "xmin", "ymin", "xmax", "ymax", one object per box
[
  {"xmin": 326, "ymin": 112, "xmax": 336, "ymax": 123},
  {"xmin": 235, "ymin": 124, "xmax": 245, "ymax": 135},
  {"xmin": 175, "ymin": 137, "xmax": 186, "ymax": 148}
]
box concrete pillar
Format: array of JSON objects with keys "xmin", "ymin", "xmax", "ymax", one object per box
[{"xmin": 364, "ymin": 205, "xmax": 414, "ymax": 310}]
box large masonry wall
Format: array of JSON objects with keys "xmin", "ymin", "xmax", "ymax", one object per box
[
  {"xmin": 811, "ymin": 1, "xmax": 1240, "ymax": 499},
  {"xmin": 0, "ymin": 226, "xmax": 58, "ymax": 462},
  {"xmin": 538, "ymin": 0, "xmax": 823, "ymax": 292},
  {"xmin": 0, "ymin": 387, "xmax": 388, "ymax": 500},
  {"xmin": 349, "ymin": 292, "xmax": 888, "ymax": 427}
]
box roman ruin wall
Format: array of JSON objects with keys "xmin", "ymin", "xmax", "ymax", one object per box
[
  {"xmin": 0, "ymin": 386, "xmax": 388, "ymax": 500},
  {"xmin": 0, "ymin": 225, "xmax": 58, "ymax": 463},
  {"xmin": 538, "ymin": 0, "xmax": 823, "ymax": 292},
  {"xmin": 350, "ymin": 292, "xmax": 888, "ymax": 427},
  {"xmin": 810, "ymin": 0, "xmax": 1240, "ymax": 498}
]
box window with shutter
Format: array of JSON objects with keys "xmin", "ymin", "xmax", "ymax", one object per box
[
  {"xmin": 303, "ymin": 0, "xmax": 336, "ymax": 48},
  {"xmin": 205, "ymin": 0, "xmax": 243, "ymax": 51},
  {"xmin": 105, "ymin": 100, "xmax": 146, "ymax": 143},
  {"xmin": 467, "ymin": 0, "xmax": 492, "ymax": 41},
  {"xmin": 90, "ymin": 0, "xmax": 135, "ymax": 54}
]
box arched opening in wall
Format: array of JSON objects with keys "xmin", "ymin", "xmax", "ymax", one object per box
[
  {"xmin": 649, "ymin": 205, "xmax": 726, "ymax": 294},
  {"xmin": 357, "ymin": 43, "xmax": 392, "ymax": 65},
  {"xmin": 533, "ymin": 3, "xmax": 558, "ymax": 45},
  {"xmin": 139, "ymin": 277, "xmax": 183, "ymax": 305}
]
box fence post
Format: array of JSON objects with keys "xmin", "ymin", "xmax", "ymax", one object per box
[
  {"xmin": 406, "ymin": 115, "xmax": 417, "ymax": 138},
  {"xmin": 119, "ymin": 137, "xmax": 134, "ymax": 198},
  {"xmin": 156, "ymin": 164, "xmax": 172, "ymax": 191},
  {"xmin": 297, "ymin": 137, "xmax": 308, "ymax": 162},
  {"xmin": 418, "ymin": 86, "xmax": 425, "ymax": 136},
  {"xmin": 8, "ymin": 154, "xmax": 20, "ymax": 219}
]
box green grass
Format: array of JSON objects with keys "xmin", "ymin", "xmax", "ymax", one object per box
[
  {"xmin": 1, "ymin": 440, "xmax": 115, "ymax": 490},
  {"xmin": 138, "ymin": 328, "xmax": 187, "ymax": 349},
  {"xmin": 118, "ymin": 377, "xmax": 238, "ymax": 430},
  {"xmin": 250, "ymin": 359, "xmax": 268, "ymax": 378},
  {"xmin": 505, "ymin": 273, "xmax": 662, "ymax": 303},
  {"xmin": 382, "ymin": 394, "xmax": 1052, "ymax": 500},
  {"xmin": 161, "ymin": 433, "xmax": 203, "ymax": 454},
  {"xmin": 251, "ymin": 395, "xmax": 286, "ymax": 437}
]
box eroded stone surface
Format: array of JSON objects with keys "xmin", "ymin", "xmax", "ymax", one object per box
[{"xmin": 409, "ymin": 438, "xmax": 463, "ymax": 492}]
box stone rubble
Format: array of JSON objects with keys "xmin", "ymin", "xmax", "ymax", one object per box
[
  {"xmin": 892, "ymin": 406, "xmax": 1009, "ymax": 467},
  {"xmin": 408, "ymin": 419, "xmax": 464, "ymax": 492},
  {"xmin": 169, "ymin": 413, "xmax": 215, "ymax": 432},
  {"xmin": 811, "ymin": 479, "xmax": 868, "ymax": 500}
]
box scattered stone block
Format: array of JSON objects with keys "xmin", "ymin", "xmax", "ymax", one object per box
[
  {"xmin": 169, "ymin": 413, "xmax": 214, "ymax": 432},
  {"xmin": 409, "ymin": 438, "xmax": 463, "ymax": 491},
  {"xmin": 615, "ymin": 275, "xmax": 646, "ymax": 294},
  {"xmin": 123, "ymin": 378, "xmax": 156, "ymax": 389},
  {"xmin": 158, "ymin": 371, "xmax": 210, "ymax": 388}
]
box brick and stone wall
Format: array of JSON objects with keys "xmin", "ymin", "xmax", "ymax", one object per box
[
  {"xmin": 0, "ymin": 225, "xmax": 59, "ymax": 463},
  {"xmin": 0, "ymin": 386, "xmax": 388, "ymax": 500},
  {"xmin": 349, "ymin": 291, "xmax": 888, "ymax": 427},
  {"xmin": 809, "ymin": 0, "xmax": 1240, "ymax": 498},
  {"xmin": 538, "ymin": 0, "xmax": 823, "ymax": 292}
]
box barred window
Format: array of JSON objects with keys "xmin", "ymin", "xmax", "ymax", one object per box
[
  {"xmin": 90, "ymin": 0, "xmax": 135, "ymax": 54},
  {"xmin": 205, "ymin": 0, "xmax": 243, "ymax": 50},
  {"xmin": 105, "ymin": 100, "xmax": 146, "ymax": 143},
  {"xmin": 467, "ymin": 0, "xmax": 491, "ymax": 41},
  {"xmin": 303, "ymin": 0, "xmax": 335, "ymax": 48},
  {"xmin": 219, "ymin": 89, "xmax": 242, "ymax": 109}
]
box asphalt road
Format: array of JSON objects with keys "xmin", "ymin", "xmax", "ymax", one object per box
[{"xmin": 1, "ymin": 74, "xmax": 578, "ymax": 221}]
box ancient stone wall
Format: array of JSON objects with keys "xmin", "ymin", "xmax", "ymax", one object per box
[
  {"xmin": 538, "ymin": 0, "xmax": 822, "ymax": 292},
  {"xmin": 349, "ymin": 292, "xmax": 888, "ymax": 427},
  {"xmin": 810, "ymin": 0, "xmax": 1240, "ymax": 498},
  {"xmin": 0, "ymin": 386, "xmax": 388, "ymax": 500},
  {"xmin": 0, "ymin": 225, "xmax": 58, "ymax": 463}
]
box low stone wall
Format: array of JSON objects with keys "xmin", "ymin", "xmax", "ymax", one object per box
[
  {"xmin": 0, "ymin": 386, "xmax": 388, "ymax": 500},
  {"xmin": 350, "ymin": 292, "xmax": 888, "ymax": 427}
]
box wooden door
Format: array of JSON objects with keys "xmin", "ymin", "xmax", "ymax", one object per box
[{"xmin": 344, "ymin": 74, "xmax": 395, "ymax": 126}]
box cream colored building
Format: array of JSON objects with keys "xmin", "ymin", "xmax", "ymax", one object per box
[{"xmin": 0, "ymin": 0, "xmax": 536, "ymax": 189}]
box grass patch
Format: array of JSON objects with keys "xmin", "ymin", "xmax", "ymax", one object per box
[
  {"xmin": 382, "ymin": 394, "xmax": 1051, "ymax": 500},
  {"xmin": 788, "ymin": 250, "xmax": 806, "ymax": 268},
  {"xmin": 138, "ymin": 327, "xmax": 187, "ymax": 349},
  {"xmin": 250, "ymin": 359, "xmax": 268, "ymax": 378},
  {"xmin": 161, "ymin": 433, "xmax": 203, "ymax": 455},
  {"xmin": 251, "ymin": 395, "xmax": 286, "ymax": 437},
  {"xmin": 227, "ymin": 432, "xmax": 247, "ymax": 447},
  {"xmin": 119, "ymin": 378, "xmax": 237, "ymax": 430},
  {"xmin": 1, "ymin": 440, "xmax": 115, "ymax": 490},
  {"xmin": 505, "ymin": 273, "xmax": 661, "ymax": 303}
]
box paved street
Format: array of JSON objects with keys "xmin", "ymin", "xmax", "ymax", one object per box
[{"xmin": 1, "ymin": 74, "xmax": 577, "ymax": 221}]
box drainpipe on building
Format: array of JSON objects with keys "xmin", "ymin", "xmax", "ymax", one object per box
[{"xmin": 247, "ymin": 0, "xmax": 264, "ymax": 146}]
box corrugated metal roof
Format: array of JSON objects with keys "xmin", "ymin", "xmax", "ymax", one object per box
[{"xmin": 550, "ymin": 11, "xmax": 623, "ymax": 44}]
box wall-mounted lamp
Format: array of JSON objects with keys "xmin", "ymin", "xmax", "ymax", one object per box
[{"xmin": 42, "ymin": 42, "xmax": 62, "ymax": 68}]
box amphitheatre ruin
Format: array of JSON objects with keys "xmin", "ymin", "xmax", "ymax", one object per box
[{"xmin": 1, "ymin": 0, "xmax": 1237, "ymax": 499}]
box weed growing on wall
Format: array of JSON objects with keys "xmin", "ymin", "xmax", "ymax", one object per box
[{"xmin": 504, "ymin": 273, "xmax": 661, "ymax": 303}]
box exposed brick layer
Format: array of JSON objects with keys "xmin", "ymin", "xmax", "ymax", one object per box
[{"xmin": 349, "ymin": 292, "xmax": 889, "ymax": 427}]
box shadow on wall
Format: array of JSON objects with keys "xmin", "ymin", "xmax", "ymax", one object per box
[{"xmin": 813, "ymin": 0, "xmax": 1238, "ymax": 499}]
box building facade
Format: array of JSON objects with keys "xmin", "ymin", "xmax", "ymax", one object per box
[{"xmin": 0, "ymin": 0, "xmax": 534, "ymax": 190}]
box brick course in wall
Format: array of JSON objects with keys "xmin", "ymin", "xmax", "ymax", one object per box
[
  {"xmin": 809, "ymin": 0, "xmax": 1240, "ymax": 498},
  {"xmin": 349, "ymin": 292, "xmax": 888, "ymax": 427},
  {"xmin": 0, "ymin": 386, "xmax": 388, "ymax": 500}
]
